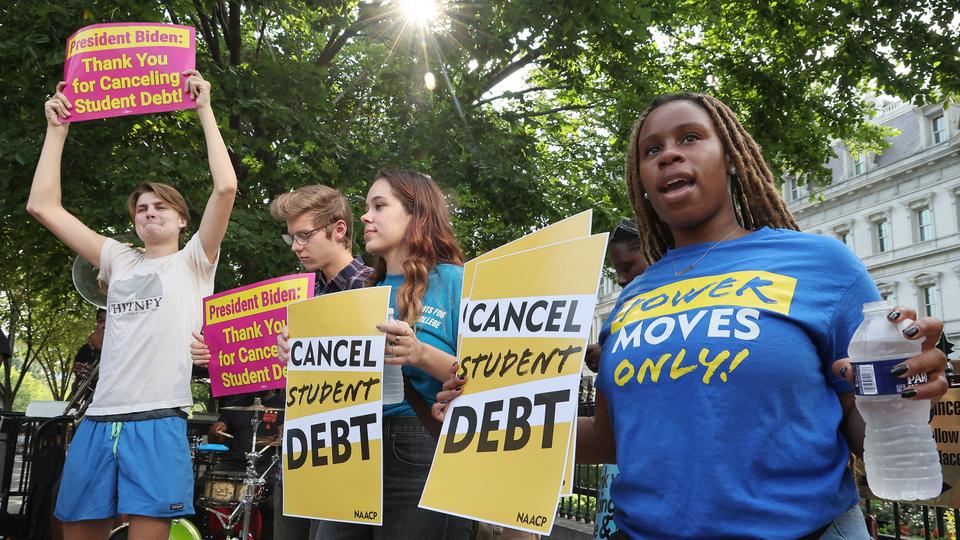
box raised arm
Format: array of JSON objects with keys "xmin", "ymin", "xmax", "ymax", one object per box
[
  {"xmin": 185, "ymin": 70, "xmax": 237, "ymax": 263},
  {"xmin": 26, "ymin": 82, "xmax": 106, "ymax": 267}
]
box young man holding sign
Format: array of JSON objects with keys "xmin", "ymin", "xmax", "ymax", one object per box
[
  {"xmin": 28, "ymin": 71, "xmax": 236, "ymax": 540},
  {"xmin": 191, "ymin": 184, "xmax": 372, "ymax": 540}
]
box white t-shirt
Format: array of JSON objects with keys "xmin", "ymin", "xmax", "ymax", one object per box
[{"xmin": 87, "ymin": 234, "xmax": 217, "ymax": 416}]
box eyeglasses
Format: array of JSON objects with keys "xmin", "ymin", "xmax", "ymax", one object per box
[{"xmin": 282, "ymin": 224, "xmax": 330, "ymax": 246}]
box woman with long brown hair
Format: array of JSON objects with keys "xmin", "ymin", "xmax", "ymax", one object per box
[{"xmin": 311, "ymin": 168, "xmax": 472, "ymax": 538}]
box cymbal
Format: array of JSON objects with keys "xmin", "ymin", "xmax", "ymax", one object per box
[
  {"xmin": 221, "ymin": 403, "xmax": 282, "ymax": 412},
  {"xmin": 257, "ymin": 438, "xmax": 281, "ymax": 448}
]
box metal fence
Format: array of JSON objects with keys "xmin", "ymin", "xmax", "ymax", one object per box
[
  {"xmin": 558, "ymin": 377, "xmax": 960, "ymax": 540},
  {"xmin": 558, "ymin": 377, "xmax": 600, "ymax": 524},
  {"xmin": 864, "ymin": 500, "xmax": 958, "ymax": 539}
]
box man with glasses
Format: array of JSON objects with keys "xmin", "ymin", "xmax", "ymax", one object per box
[
  {"xmin": 192, "ymin": 184, "xmax": 371, "ymax": 539},
  {"xmin": 270, "ymin": 184, "xmax": 372, "ymax": 294}
]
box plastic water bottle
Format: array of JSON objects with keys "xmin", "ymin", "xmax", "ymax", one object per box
[
  {"xmin": 850, "ymin": 300, "xmax": 941, "ymax": 500},
  {"xmin": 382, "ymin": 308, "xmax": 405, "ymax": 405}
]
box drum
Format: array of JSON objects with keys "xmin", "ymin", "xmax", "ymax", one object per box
[
  {"xmin": 202, "ymin": 470, "xmax": 266, "ymax": 506},
  {"xmin": 108, "ymin": 518, "xmax": 202, "ymax": 539},
  {"xmin": 192, "ymin": 442, "xmax": 228, "ymax": 487},
  {"xmin": 203, "ymin": 470, "xmax": 248, "ymax": 505}
]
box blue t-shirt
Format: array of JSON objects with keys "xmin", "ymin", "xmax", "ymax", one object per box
[
  {"xmin": 596, "ymin": 227, "xmax": 878, "ymax": 539},
  {"xmin": 381, "ymin": 263, "xmax": 463, "ymax": 418}
]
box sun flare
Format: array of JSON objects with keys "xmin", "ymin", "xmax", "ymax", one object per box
[{"xmin": 398, "ymin": 0, "xmax": 438, "ymax": 26}]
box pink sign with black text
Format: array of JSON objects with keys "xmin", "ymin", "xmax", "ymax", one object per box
[{"xmin": 63, "ymin": 22, "xmax": 196, "ymax": 122}]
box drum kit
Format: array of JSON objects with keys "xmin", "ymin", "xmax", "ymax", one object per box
[{"xmin": 188, "ymin": 398, "xmax": 282, "ymax": 540}]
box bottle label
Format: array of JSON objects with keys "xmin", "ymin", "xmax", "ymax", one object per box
[{"xmin": 854, "ymin": 357, "xmax": 927, "ymax": 396}]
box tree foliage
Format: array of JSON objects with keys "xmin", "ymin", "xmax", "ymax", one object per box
[{"xmin": 0, "ymin": 1, "xmax": 956, "ymax": 407}]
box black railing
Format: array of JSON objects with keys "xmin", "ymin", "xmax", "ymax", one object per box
[
  {"xmin": 558, "ymin": 377, "xmax": 601, "ymax": 524},
  {"xmin": 865, "ymin": 500, "xmax": 959, "ymax": 539}
]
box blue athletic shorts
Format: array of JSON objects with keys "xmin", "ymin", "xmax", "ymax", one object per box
[{"xmin": 54, "ymin": 416, "xmax": 194, "ymax": 522}]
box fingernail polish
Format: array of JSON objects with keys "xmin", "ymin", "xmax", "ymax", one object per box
[
  {"xmin": 440, "ymin": 400, "xmax": 447, "ymax": 405},
  {"xmin": 903, "ymin": 325, "xmax": 920, "ymax": 338},
  {"xmin": 839, "ymin": 366, "xmax": 848, "ymax": 378},
  {"xmin": 890, "ymin": 363, "xmax": 909, "ymax": 376},
  {"xmin": 901, "ymin": 389, "xmax": 918, "ymax": 398},
  {"xmin": 457, "ymin": 375, "xmax": 466, "ymax": 381},
  {"xmin": 455, "ymin": 386, "xmax": 461, "ymax": 392},
  {"xmin": 887, "ymin": 310, "xmax": 901, "ymax": 321}
]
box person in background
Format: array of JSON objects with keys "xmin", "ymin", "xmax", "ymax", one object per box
[
  {"xmin": 70, "ymin": 308, "xmax": 106, "ymax": 395},
  {"xmin": 584, "ymin": 219, "xmax": 648, "ymax": 373}
]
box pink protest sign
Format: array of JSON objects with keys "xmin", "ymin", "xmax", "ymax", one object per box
[
  {"xmin": 63, "ymin": 22, "xmax": 196, "ymax": 122},
  {"xmin": 204, "ymin": 274, "xmax": 315, "ymax": 397}
]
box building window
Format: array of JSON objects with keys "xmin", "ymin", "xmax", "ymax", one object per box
[
  {"xmin": 833, "ymin": 222, "xmax": 853, "ymax": 252},
  {"xmin": 933, "ymin": 115, "xmax": 946, "ymax": 144},
  {"xmin": 876, "ymin": 220, "xmax": 890, "ymax": 252},
  {"xmin": 876, "ymin": 282, "xmax": 896, "ymax": 305},
  {"xmin": 954, "ymin": 189, "xmax": 960, "ymax": 232},
  {"xmin": 789, "ymin": 179, "xmax": 802, "ymax": 201},
  {"xmin": 921, "ymin": 284, "xmax": 941, "ymax": 319},
  {"xmin": 853, "ymin": 154, "xmax": 865, "ymax": 175},
  {"xmin": 916, "ymin": 207, "xmax": 933, "ymax": 242}
]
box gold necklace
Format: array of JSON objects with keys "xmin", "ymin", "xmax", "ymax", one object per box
[{"xmin": 670, "ymin": 225, "xmax": 743, "ymax": 277}]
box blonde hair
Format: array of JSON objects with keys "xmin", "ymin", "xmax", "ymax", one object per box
[{"xmin": 269, "ymin": 184, "xmax": 353, "ymax": 248}]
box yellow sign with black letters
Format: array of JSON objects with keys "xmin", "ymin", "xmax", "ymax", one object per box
[
  {"xmin": 283, "ymin": 287, "xmax": 390, "ymax": 525},
  {"xmin": 421, "ymin": 225, "xmax": 607, "ymax": 535}
]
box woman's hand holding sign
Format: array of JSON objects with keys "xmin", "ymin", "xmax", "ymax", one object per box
[{"xmin": 432, "ymin": 362, "xmax": 466, "ymax": 422}]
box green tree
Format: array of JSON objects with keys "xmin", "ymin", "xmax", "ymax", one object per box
[
  {"xmin": 11, "ymin": 368, "xmax": 55, "ymax": 413},
  {"xmin": 0, "ymin": 0, "xmax": 956, "ymax": 363}
]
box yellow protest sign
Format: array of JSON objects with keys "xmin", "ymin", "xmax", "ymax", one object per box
[
  {"xmin": 283, "ymin": 287, "xmax": 390, "ymax": 525},
  {"xmin": 458, "ymin": 210, "xmax": 592, "ymax": 497},
  {"xmin": 459, "ymin": 210, "xmax": 592, "ymax": 312},
  {"xmin": 421, "ymin": 233, "xmax": 608, "ymax": 535}
]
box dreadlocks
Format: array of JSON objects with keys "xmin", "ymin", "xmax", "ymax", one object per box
[{"xmin": 625, "ymin": 92, "xmax": 799, "ymax": 264}]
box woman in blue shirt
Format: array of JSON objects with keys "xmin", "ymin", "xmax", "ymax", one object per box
[
  {"xmin": 436, "ymin": 93, "xmax": 948, "ymax": 539},
  {"xmin": 312, "ymin": 169, "xmax": 472, "ymax": 539}
]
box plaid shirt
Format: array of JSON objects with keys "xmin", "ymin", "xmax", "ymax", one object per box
[{"xmin": 317, "ymin": 256, "xmax": 373, "ymax": 294}]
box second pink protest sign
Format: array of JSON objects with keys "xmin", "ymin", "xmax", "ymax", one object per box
[{"xmin": 204, "ymin": 274, "xmax": 315, "ymax": 397}]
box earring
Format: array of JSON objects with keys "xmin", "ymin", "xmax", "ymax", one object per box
[
  {"xmin": 643, "ymin": 192, "xmax": 649, "ymax": 200},
  {"xmin": 728, "ymin": 166, "xmax": 738, "ymax": 177}
]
